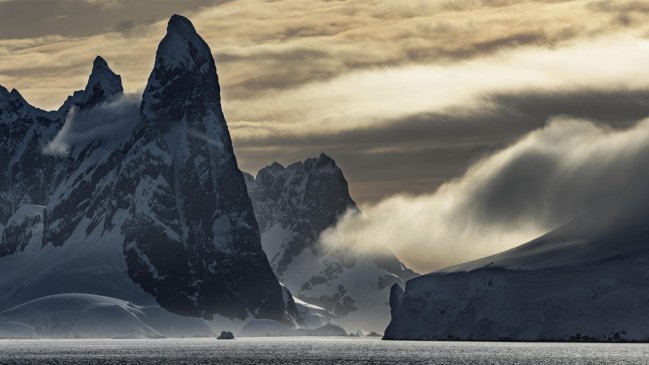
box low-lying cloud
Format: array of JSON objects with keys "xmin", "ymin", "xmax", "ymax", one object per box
[
  {"xmin": 44, "ymin": 93, "xmax": 141, "ymax": 155},
  {"xmin": 320, "ymin": 116, "xmax": 649, "ymax": 273}
]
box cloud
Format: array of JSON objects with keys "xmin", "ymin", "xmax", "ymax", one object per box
[
  {"xmin": 2, "ymin": 0, "xmax": 645, "ymax": 110},
  {"xmin": 4, "ymin": 0, "xmax": 649, "ymax": 274},
  {"xmin": 6, "ymin": 0, "xmax": 649, "ymax": 210},
  {"xmin": 320, "ymin": 116, "xmax": 649, "ymax": 273},
  {"xmin": 235, "ymin": 88, "xmax": 649, "ymax": 204},
  {"xmin": 44, "ymin": 93, "xmax": 141, "ymax": 155},
  {"xmin": 225, "ymin": 33, "xmax": 649, "ymax": 139},
  {"xmin": 76, "ymin": 0, "xmax": 129, "ymax": 9},
  {"xmin": 0, "ymin": 0, "xmax": 217, "ymax": 40}
]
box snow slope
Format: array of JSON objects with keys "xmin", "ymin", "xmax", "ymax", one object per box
[
  {"xmin": 0, "ymin": 293, "xmax": 214, "ymax": 338},
  {"xmin": 385, "ymin": 193, "xmax": 649, "ymax": 341},
  {"xmin": 293, "ymin": 297, "xmax": 336, "ymax": 329}
]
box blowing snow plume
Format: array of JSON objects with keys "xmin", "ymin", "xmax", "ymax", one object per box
[
  {"xmin": 44, "ymin": 93, "xmax": 141, "ymax": 155},
  {"xmin": 321, "ymin": 116, "xmax": 649, "ymax": 273}
]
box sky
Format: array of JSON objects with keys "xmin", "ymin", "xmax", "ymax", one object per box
[{"xmin": 3, "ymin": 0, "xmax": 649, "ymax": 272}]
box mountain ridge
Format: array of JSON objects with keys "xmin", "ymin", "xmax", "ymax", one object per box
[
  {"xmin": 0, "ymin": 14, "xmax": 300, "ymax": 326},
  {"xmin": 246, "ymin": 153, "xmax": 416, "ymax": 332}
]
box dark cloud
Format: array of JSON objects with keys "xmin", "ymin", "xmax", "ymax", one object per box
[
  {"xmin": 218, "ymin": 30, "xmax": 580, "ymax": 99},
  {"xmin": 216, "ymin": 48, "xmax": 335, "ymax": 95},
  {"xmin": 4, "ymin": 0, "xmax": 645, "ymax": 112},
  {"xmin": 234, "ymin": 89, "xmax": 649, "ymax": 202},
  {"xmin": 0, "ymin": 0, "xmax": 222, "ymax": 39},
  {"xmin": 441, "ymin": 0, "xmax": 544, "ymax": 11},
  {"xmin": 321, "ymin": 112, "xmax": 649, "ymax": 272},
  {"xmin": 589, "ymin": 0, "xmax": 649, "ymax": 14},
  {"xmin": 588, "ymin": 0, "xmax": 649, "ymax": 27},
  {"xmin": 447, "ymin": 32, "xmax": 550, "ymax": 58},
  {"xmin": 111, "ymin": 20, "xmax": 136, "ymax": 34}
]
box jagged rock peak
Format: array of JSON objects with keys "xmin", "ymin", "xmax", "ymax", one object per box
[
  {"xmin": 0, "ymin": 85, "xmax": 25, "ymax": 103},
  {"xmin": 142, "ymin": 14, "xmax": 223, "ymax": 126},
  {"xmin": 58, "ymin": 55, "xmax": 123, "ymax": 112},
  {"xmin": 287, "ymin": 153, "xmax": 340, "ymax": 174},
  {"xmin": 311, "ymin": 153, "xmax": 337, "ymax": 168},
  {"xmin": 0, "ymin": 86, "xmax": 43, "ymax": 120},
  {"xmin": 84, "ymin": 55, "xmax": 123, "ymax": 98},
  {"xmin": 257, "ymin": 162, "xmax": 286, "ymax": 178},
  {"xmin": 168, "ymin": 14, "xmax": 198, "ymax": 37},
  {"xmin": 255, "ymin": 154, "xmax": 339, "ymax": 179},
  {"xmin": 0, "ymin": 84, "xmax": 9, "ymax": 99},
  {"xmin": 155, "ymin": 14, "xmax": 213, "ymax": 69},
  {"xmin": 93, "ymin": 55, "xmax": 109, "ymax": 68},
  {"xmin": 251, "ymin": 154, "xmax": 348, "ymax": 195},
  {"xmin": 317, "ymin": 152, "xmax": 334, "ymax": 162},
  {"xmin": 8, "ymin": 88, "xmax": 27, "ymax": 104},
  {"xmin": 0, "ymin": 87, "xmax": 28, "ymax": 105}
]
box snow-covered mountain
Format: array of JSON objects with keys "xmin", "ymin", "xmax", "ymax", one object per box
[
  {"xmin": 0, "ymin": 204, "xmax": 44, "ymax": 257},
  {"xmin": 0, "ymin": 14, "xmax": 299, "ymax": 326},
  {"xmin": 58, "ymin": 55, "xmax": 124, "ymax": 113},
  {"xmin": 0, "ymin": 87, "xmax": 62, "ymax": 225},
  {"xmin": 385, "ymin": 193, "xmax": 649, "ymax": 341},
  {"xmin": 245, "ymin": 154, "xmax": 416, "ymax": 332},
  {"xmin": 0, "ymin": 54, "xmax": 125, "ymax": 227},
  {"xmin": 116, "ymin": 14, "xmax": 297, "ymax": 321}
]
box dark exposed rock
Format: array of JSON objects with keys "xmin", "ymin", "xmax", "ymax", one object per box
[
  {"xmin": 217, "ymin": 331, "xmax": 234, "ymax": 339},
  {"xmin": 246, "ymin": 154, "xmax": 416, "ymax": 331}
]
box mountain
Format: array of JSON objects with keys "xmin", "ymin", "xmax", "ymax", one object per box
[
  {"xmin": 0, "ymin": 87, "xmax": 62, "ymax": 225},
  {"xmin": 0, "ymin": 52, "xmax": 125, "ymax": 227},
  {"xmin": 384, "ymin": 191, "xmax": 649, "ymax": 341},
  {"xmin": 0, "ymin": 204, "xmax": 44, "ymax": 257},
  {"xmin": 0, "ymin": 14, "xmax": 299, "ymax": 326},
  {"xmin": 58, "ymin": 55, "xmax": 124, "ymax": 113},
  {"xmin": 245, "ymin": 154, "xmax": 416, "ymax": 332},
  {"xmin": 118, "ymin": 14, "xmax": 297, "ymax": 321},
  {"xmin": 0, "ymin": 58, "xmax": 157, "ymax": 315}
]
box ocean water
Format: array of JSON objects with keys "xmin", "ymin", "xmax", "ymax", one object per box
[{"xmin": 1, "ymin": 337, "xmax": 649, "ymax": 364}]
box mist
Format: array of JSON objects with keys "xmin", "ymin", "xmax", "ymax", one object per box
[
  {"xmin": 43, "ymin": 93, "xmax": 141, "ymax": 155},
  {"xmin": 320, "ymin": 116, "xmax": 649, "ymax": 273}
]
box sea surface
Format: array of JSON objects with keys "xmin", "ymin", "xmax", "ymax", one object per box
[{"xmin": 1, "ymin": 337, "xmax": 649, "ymax": 364}]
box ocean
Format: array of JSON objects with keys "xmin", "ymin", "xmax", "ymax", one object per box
[{"xmin": 1, "ymin": 337, "xmax": 648, "ymax": 364}]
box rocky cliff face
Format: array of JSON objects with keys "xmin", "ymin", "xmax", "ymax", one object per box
[
  {"xmin": 246, "ymin": 154, "xmax": 416, "ymax": 332},
  {"xmin": 0, "ymin": 14, "xmax": 299, "ymax": 325},
  {"xmin": 0, "ymin": 54, "xmax": 124, "ymax": 235},
  {"xmin": 246, "ymin": 154, "xmax": 356, "ymax": 277},
  {"xmin": 119, "ymin": 14, "xmax": 294, "ymax": 320},
  {"xmin": 0, "ymin": 87, "xmax": 62, "ymax": 225},
  {"xmin": 0, "ymin": 205, "xmax": 44, "ymax": 257}
]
